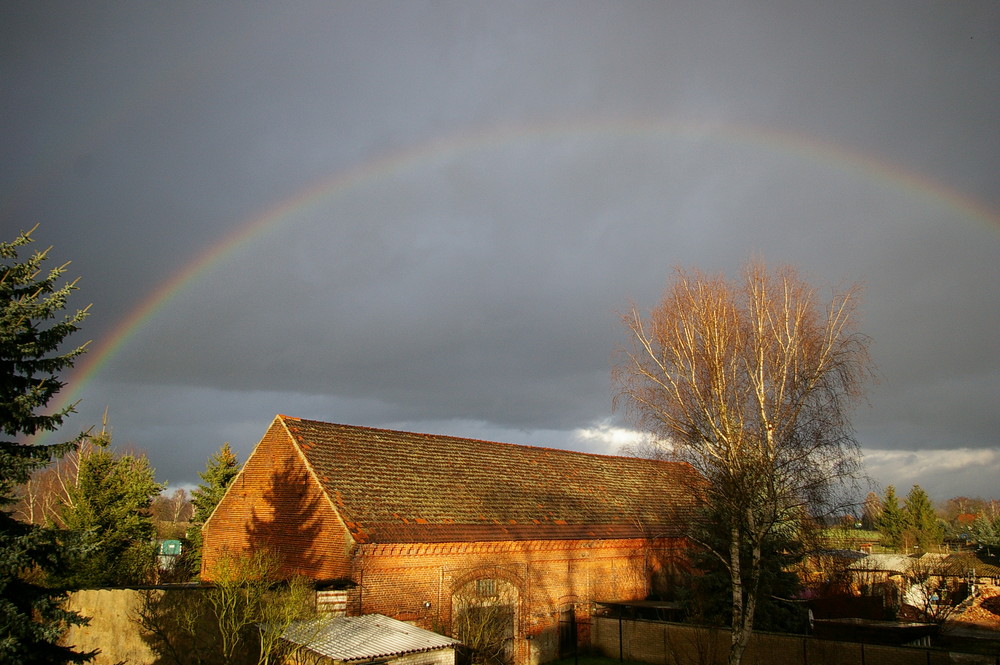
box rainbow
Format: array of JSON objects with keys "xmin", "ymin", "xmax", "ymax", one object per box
[{"xmin": 43, "ymin": 117, "xmax": 1000, "ymax": 436}]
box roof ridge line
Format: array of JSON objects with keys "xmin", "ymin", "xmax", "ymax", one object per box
[{"xmin": 282, "ymin": 415, "xmax": 690, "ymax": 467}]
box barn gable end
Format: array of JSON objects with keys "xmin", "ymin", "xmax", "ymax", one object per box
[{"xmin": 202, "ymin": 416, "xmax": 355, "ymax": 582}]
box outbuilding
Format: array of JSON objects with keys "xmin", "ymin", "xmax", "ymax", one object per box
[
  {"xmin": 203, "ymin": 415, "xmax": 702, "ymax": 665},
  {"xmin": 278, "ymin": 614, "xmax": 460, "ymax": 665}
]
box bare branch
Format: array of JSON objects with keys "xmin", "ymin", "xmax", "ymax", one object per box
[{"xmin": 614, "ymin": 259, "xmax": 874, "ymax": 665}]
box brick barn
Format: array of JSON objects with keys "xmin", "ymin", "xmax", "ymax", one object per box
[{"xmin": 202, "ymin": 415, "xmax": 701, "ymax": 665}]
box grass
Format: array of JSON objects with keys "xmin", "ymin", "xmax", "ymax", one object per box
[{"xmin": 821, "ymin": 527, "xmax": 881, "ymax": 541}]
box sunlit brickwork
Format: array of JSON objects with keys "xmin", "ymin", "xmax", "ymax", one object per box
[{"xmin": 201, "ymin": 415, "xmax": 696, "ymax": 665}]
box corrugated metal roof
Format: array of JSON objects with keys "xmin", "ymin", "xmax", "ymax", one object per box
[
  {"xmin": 848, "ymin": 554, "xmax": 912, "ymax": 573},
  {"xmin": 847, "ymin": 552, "xmax": 991, "ymax": 576},
  {"xmin": 281, "ymin": 614, "xmax": 460, "ymax": 662}
]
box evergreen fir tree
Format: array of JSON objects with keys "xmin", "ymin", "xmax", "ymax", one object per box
[
  {"xmin": 58, "ymin": 429, "xmax": 165, "ymax": 587},
  {"xmin": 683, "ymin": 507, "xmax": 808, "ymax": 634},
  {"xmin": 191, "ymin": 443, "xmax": 239, "ymax": 523},
  {"xmin": 0, "ymin": 227, "xmax": 93, "ymax": 663},
  {"xmin": 184, "ymin": 443, "xmax": 240, "ymax": 577},
  {"xmin": 970, "ymin": 514, "xmax": 997, "ymax": 546},
  {"xmin": 904, "ymin": 484, "xmax": 943, "ymax": 550},
  {"xmin": 878, "ymin": 485, "xmax": 908, "ymax": 550}
]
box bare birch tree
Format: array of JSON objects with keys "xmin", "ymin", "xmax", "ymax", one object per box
[
  {"xmin": 13, "ymin": 435, "xmax": 96, "ymax": 526},
  {"xmin": 614, "ymin": 260, "xmax": 874, "ymax": 665}
]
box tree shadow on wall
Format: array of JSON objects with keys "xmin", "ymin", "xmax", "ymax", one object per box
[
  {"xmin": 132, "ymin": 587, "xmax": 219, "ymax": 665},
  {"xmin": 246, "ymin": 455, "xmax": 326, "ymax": 580},
  {"xmin": 133, "ymin": 458, "xmax": 327, "ymax": 665}
]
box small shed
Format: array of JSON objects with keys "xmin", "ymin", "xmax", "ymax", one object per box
[
  {"xmin": 279, "ymin": 614, "xmax": 460, "ymax": 665},
  {"xmin": 157, "ymin": 539, "xmax": 183, "ymax": 571},
  {"xmin": 159, "ymin": 540, "xmax": 183, "ymax": 556}
]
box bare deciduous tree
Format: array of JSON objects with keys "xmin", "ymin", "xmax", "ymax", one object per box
[
  {"xmin": 903, "ymin": 556, "xmax": 966, "ymax": 624},
  {"xmin": 452, "ymin": 577, "xmax": 517, "ymax": 665},
  {"xmin": 13, "ymin": 435, "xmax": 96, "ymax": 526},
  {"xmin": 151, "ymin": 488, "xmax": 194, "ymax": 540},
  {"xmin": 861, "ymin": 491, "xmax": 883, "ymax": 532},
  {"xmin": 151, "ymin": 488, "xmax": 194, "ymax": 524},
  {"xmin": 207, "ymin": 549, "xmax": 283, "ymax": 663},
  {"xmin": 256, "ymin": 575, "xmax": 317, "ymax": 665},
  {"xmin": 614, "ymin": 261, "xmax": 874, "ymax": 665},
  {"xmin": 134, "ymin": 548, "xmax": 316, "ymax": 665}
]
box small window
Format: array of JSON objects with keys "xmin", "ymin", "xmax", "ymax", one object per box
[{"xmin": 476, "ymin": 578, "xmax": 497, "ymax": 597}]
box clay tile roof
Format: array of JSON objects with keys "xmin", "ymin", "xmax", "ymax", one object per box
[{"xmin": 280, "ymin": 416, "xmax": 701, "ymax": 544}]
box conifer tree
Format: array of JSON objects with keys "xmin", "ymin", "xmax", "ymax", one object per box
[
  {"xmin": 58, "ymin": 428, "xmax": 165, "ymax": 587},
  {"xmin": 971, "ymin": 514, "xmax": 998, "ymax": 547},
  {"xmin": 682, "ymin": 505, "xmax": 808, "ymax": 634},
  {"xmin": 185, "ymin": 443, "xmax": 240, "ymax": 577},
  {"xmin": 191, "ymin": 443, "xmax": 239, "ymax": 523},
  {"xmin": 0, "ymin": 227, "xmax": 93, "ymax": 663},
  {"xmin": 878, "ymin": 485, "xmax": 908, "ymax": 550},
  {"xmin": 904, "ymin": 484, "xmax": 943, "ymax": 550}
]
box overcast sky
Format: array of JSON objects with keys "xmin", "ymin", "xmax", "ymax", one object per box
[{"xmin": 3, "ymin": 2, "xmax": 998, "ymax": 502}]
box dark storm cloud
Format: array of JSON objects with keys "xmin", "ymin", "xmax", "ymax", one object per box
[{"xmin": 3, "ymin": 2, "xmax": 998, "ymax": 499}]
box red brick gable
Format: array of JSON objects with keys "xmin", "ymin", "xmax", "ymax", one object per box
[
  {"xmin": 202, "ymin": 419, "xmax": 355, "ymax": 582},
  {"xmin": 279, "ymin": 415, "xmax": 701, "ymax": 545}
]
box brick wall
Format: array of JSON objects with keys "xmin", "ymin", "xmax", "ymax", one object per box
[
  {"xmin": 201, "ymin": 421, "xmax": 354, "ymax": 582},
  {"xmin": 353, "ymin": 537, "xmax": 689, "ymax": 665}
]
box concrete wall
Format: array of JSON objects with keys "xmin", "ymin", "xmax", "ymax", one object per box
[
  {"xmin": 61, "ymin": 589, "xmax": 158, "ymax": 665},
  {"xmin": 590, "ymin": 617, "xmax": 991, "ymax": 665},
  {"xmin": 391, "ymin": 648, "xmax": 456, "ymax": 665},
  {"xmin": 63, "ymin": 587, "xmax": 470, "ymax": 665}
]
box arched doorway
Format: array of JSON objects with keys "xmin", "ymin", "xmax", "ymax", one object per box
[
  {"xmin": 558, "ymin": 602, "xmax": 577, "ymax": 659},
  {"xmin": 452, "ymin": 577, "xmax": 517, "ymax": 665}
]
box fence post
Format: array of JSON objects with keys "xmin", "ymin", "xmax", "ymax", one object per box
[{"xmin": 619, "ymin": 614, "xmax": 624, "ymax": 662}]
